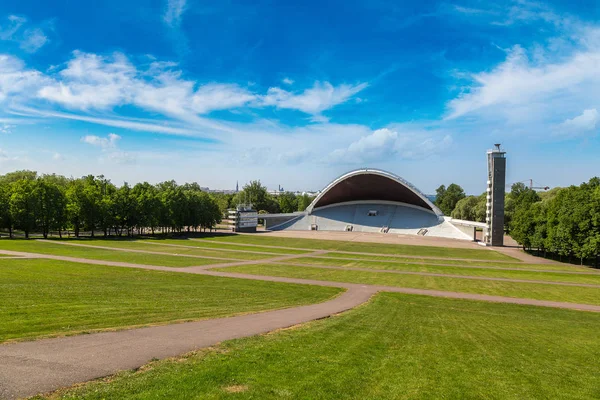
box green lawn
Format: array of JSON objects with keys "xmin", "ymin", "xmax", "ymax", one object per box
[
  {"xmin": 55, "ymin": 239, "xmax": 278, "ymax": 260},
  {"xmin": 319, "ymin": 253, "xmax": 589, "ymax": 272},
  {"xmin": 41, "ymin": 293, "xmax": 600, "ymax": 400},
  {"xmin": 196, "ymin": 234, "xmax": 517, "ymax": 261},
  {"xmin": 0, "ymin": 240, "xmax": 234, "ymax": 267},
  {"xmin": 214, "ymin": 264, "xmax": 600, "ymax": 305},
  {"xmin": 284, "ymin": 257, "xmax": 600, "ymax": 284},
  {"xmin": 147, "ymin": 238, "xmax": 310, "ymax": 255},
  {"xmin": 0, "ymin": 258, "xmax": 342, "ymax": 342}
]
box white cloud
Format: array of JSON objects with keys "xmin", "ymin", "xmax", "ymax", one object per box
[
  {"xmin": 261, "ymin": 81, "xmax": 368, "ymax": 115},
  {"xmin": 81, "ymin": 133, "xmax": 121, "ymax": 148},
  {"xmin": 447, "ymin": 45, "xmax": 600, "ymax": 119},
  {"xmin": 12, "ymin": 107, "xmax": 213, "ymax": 136},
  {"xmin": 0, "ymin": 124, "xmax": 14, "ymax": 133},
  {"xmin": 38, "ymin": 51, "xmax": 136, "ymax": 110},
  {"xmin": 3, "ymin": 51, "xmax": 366, "ymax": 133},
  {"xmin": 36, "ymin": 52, "xmax": 257, "ymax": 122},
  {"xmin": 0, "ymin": 54, "xmax": 48, "ymax": 102},
  {"xmin": 104, "ymin": 150, "xmax": 136, "ymax": 165},
  {"xmin": 164, "ymin": 0, "xmax": 187, "ymax": 26},
  {"xmin": 0, "ymin": 15, "xmax": 25, "ymax": 40},
  {"xmin": 556, "ymin": 109, "xmax": 599, "ymax": 137},
  {"xmin": 328, "ymin": 127, "xmax": 452, "ymax": 164},
  {"xmin": 445, "ymin": 21, "xmax": 600, "ymax": 132},
  {"xmin": 20, "ymin": 28, "xmax": 48, "ymax": 53},
  {"xmin": 0, "ymin": 15, "xmax": 49, "ymax": 53},
  {"xmin": 52, "ymin": 152, "xmax": 64, "ymax": 161},
  {"xmin": 282, "ymin": 77, "xmax": 294, "ymax": 85}
]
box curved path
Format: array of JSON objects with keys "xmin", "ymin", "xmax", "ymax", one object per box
[{"xmin": 2, "ymin": 247, "xmax": 600, "ymax": 399}]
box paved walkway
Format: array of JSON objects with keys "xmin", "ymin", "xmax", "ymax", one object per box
[{"xmin": 1, "ymin": 243, "xmax": 599, "ymax": 399}]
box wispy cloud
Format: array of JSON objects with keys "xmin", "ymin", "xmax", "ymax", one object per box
[
  {"xmin": 327, "ymin": 127, "xmax": 452, "ymax": 165},
  {"xmin": 282, "ymin": 77, "xmax": 294, "ymax": 85},
  {"xmin": 164, "ymin": 0, "xmax": 187, "ymax": 26},
  {"xmin": 11, "ymin": 107, "xmax": 209, "ymax": 137},
  {"xmin": 81, "ymin": 133, "xmax": 137, "ymax": 165},
  {"xmin": 261, "ymin": 81, "xmax": 368, "ymax": 117},
  {"xmin": 81, "ymin": 133, "xmax": 121, "ymax": 148},
  {"xmin": 446, "ymin": 27, "xmax": 600, "ymax": 126},
  {"xmin": 0, "ymin": 124, "xmax": 14, "ymax": 134},
  {"xmin": 0, "ymin": 54, "xmax": 48, "ymax": 102},
  {"xmin": 0, "ymin": 15, "xmax": 49, "ymax": 53},
  {"xmin": 3, "ymin": 51, "xmax": 367, "ymax": 136},
  {"xmin": 555, "ymin": 109, "xmax": 599, "ymax": 138}
]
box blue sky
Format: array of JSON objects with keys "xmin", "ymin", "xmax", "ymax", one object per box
[{"xmin": 0, "ymin": 0, "xmax": 599, "ymax": 194}]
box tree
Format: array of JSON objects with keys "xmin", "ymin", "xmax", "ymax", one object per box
[
  {"xmin": 451, "ymin": 196, "xmax": 479, "ymax": 221},
  {"xmin": 0, "ymin": 170, "xmax": 37, "ymax": 183},
  {"xmin": 236, "ymin": 180, "xmax": 269, "ymax": 211},
  {"xmin": 35, "ymin": 176, "xmax": 67, "ymax": 238},
  {"xmin": 66, "ymin": 179, "xmax": 85, "ymax": 237},
  {"xmin": 278, "ymin": 192, "xmax": 298, "ymax": 214},
  {"xmin": 9, "ymin": 179, "xmax": 38, "ymax": 238},
  {"xmin": 435, "ymin": 183, "xmax": 466, "ymax": 215},
  {"xmin": 111, "ymin": 183, "xmax": 137, "ymax": 236},
  {"xmin": 297, "ymin": 194, "xmax": 314, "ymax": 212},
  {"xmin": 0, "ymin": 181, "xmax": 13, "ymax": 237},
  {"xmin": 506, "ymin": 183, "xmax": 540, "ymax": 235}
]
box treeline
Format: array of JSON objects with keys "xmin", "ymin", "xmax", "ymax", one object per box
[
  {"xmin": 0, "ymin": 171, "xmax": 316, "ymax": 239},
  {"xmin": 0, "ymin": 171, "xmax": 222, "ymax": 238},
  {"xmin": 438, "ymin": 178, "xmax": 600, "ymax": 265},
  {"xmin": 230, "ymin": 180, "xmax": 315, "ymax": 214},
  {"xmin": 509, "ymin": 178, "xmax": 600, "ymax": 264}
]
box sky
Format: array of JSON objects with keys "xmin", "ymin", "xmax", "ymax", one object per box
[{"xmin": 0, "ymin": 0, "xmax": 599, "ymax": 194}]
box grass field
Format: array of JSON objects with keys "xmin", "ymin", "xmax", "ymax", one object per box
[
  {"xmin": 55, "ymin": 239, "xmax": 282, "ymax": 260},
  {"xmin": 142, "ymin": 238, "xmax": 310, "ymax": 255},
  {"xmin": 214, "ymin": 264, "xmax": 600, "ymax": 305},
  {"xmin": 194, "ymin": 234, "xmax": 517, "ymax": 261},
  {"xmin": 40, "ymin": 293, "xmax": 600, "ymax": 400},
  {"xmin": 0, "ymin": 240, "xmax": 237, "ymax": 267},
  {"xmin": 318, "ymin": 252, "xmax": 592, "ymax": 271},
  {"xmin": 282, "ymin": 257, "xmax": 600, "ymax": 284},
  {"xmin": 0, "ymin": 258, "xmax": 342, "ymax": 342}
]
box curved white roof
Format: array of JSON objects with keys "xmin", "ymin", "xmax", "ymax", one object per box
[{"xmin": 306, "ymin": 168, "xmax": 443, "ymax": 217}]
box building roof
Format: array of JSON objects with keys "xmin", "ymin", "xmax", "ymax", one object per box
[{"xmin": 306, "ymin": 168, "xmax": 443, "ymax": 216}]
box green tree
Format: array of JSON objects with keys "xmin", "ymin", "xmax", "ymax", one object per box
[
  {"xmin": 0, "ymin": 181, "xmax": 13, "ymax": 237},
  {"xmin": 278, "ymin": 192, "xmax": 298, "ymax": 214},
  {"xmin": 450, "ymin": 196, "xmax": 479, "ymax": 221},
  {"xmin": 297, "ymin": 194, "xmax": 314, "ymax": 212},
  {"xmin": 435, "ymin": 183, "xmax": 466, "ymax": 215},
  {"xmin": 235, "ymin": 180, "xmax": 269, "ymax": 211},
  {"xmin": 36, "ymin": 176, "xmax": 67, "ymax": 238},
  {"xmin": 9, "ymin": 179, "xmax": 38, "ymax": 238}
]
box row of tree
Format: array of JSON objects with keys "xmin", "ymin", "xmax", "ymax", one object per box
[
  {"xmin": 509, "ymin": 178, "xmax": 600, "ymax": 264},
  {"xmin": 0, "ymin": 171, "xmax": 222, "ymax": 238},
  {"xmin": 228, "ymin": 180, "xmax": 315, "ymax": 214},
  {"xmin": 0, "ymin": 171, "xmax": 317, "ymax": 238}
]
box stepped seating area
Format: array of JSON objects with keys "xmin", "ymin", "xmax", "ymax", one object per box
[{"xmin": 271, "ymin": 202, "xmax": 459, "ymax": 237}]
